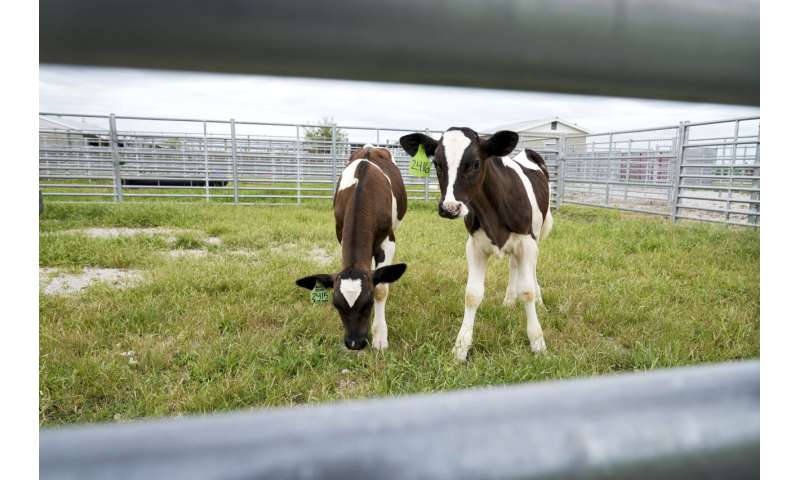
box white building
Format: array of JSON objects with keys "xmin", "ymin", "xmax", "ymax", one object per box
[{"xmin": 487, "ymin": 117, "xmax": 590, "ymax": 151}]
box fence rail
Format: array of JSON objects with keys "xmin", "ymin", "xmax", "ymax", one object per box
[
  {"xmin": 39, "ymin": 0, "xmax": 759, "ymax": 105},
  {"xmin": 40, "ymin": 361, "xmax": 759, "ymax": 480},
  {"xmin": 39, "ymin": 113, "xmax": 759, "ymax": 227}
]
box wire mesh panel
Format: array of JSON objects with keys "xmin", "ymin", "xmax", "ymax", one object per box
[
  {"xmin": 675, "ymin": 117, "xmax": 760, "ymax": 226},
  {"xmin": 561, "ymin": 126, "xmax": 679, "ymax": 216}
]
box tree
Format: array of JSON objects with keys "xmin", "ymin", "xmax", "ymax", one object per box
[{"xmin": 303, "ymin": 117, "xmax": 348, "ymax": 155}]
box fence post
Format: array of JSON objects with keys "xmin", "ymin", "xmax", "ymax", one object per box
[
  {"xmin": 750, "ymin": 139, "xmax": 760, "ymax": 226},
  {"xmin": 296, "ymin": 125, "xmax": 301, "ymax": 205},
  {"xmin": 230, "ymin": 119, "xmax": 239, "ymax": 204},
  {"xmin": 605, "ymin": 133, "xmax": 613, "ymax": 206},
  {"xmin": 108, "ymin": 113, "xmax": 123, "ymax": 202},
  {"xmin": 624, "ymin": 138, "xmax": 632, "ymax": 203},
  {"xmin": 670, "ymin": 122, "xmax": 687, "ymax": 223},
  {"xmin": 331, "ymin": 125, "xmax": 338, "ymax": 198},
  {"xmin": 556, "ymin": 134, "xmax": 566, "ymax": 211},
  {"xmin": 726, "ymin": 120, "xmax": 740, "ymax": 223},
  {"xmin": 203, "ymin": 122, "xmax": 210, "ymax": 202},
  {"xmin": 424, "ymin": 128, "xmax": 431, "ymax": 202}
]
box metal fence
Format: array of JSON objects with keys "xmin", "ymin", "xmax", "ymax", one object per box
[
  {"xmin": 40, "ymin": 360, "xmax": 759, "ymax": 480},
  {"xmin": 561, "ymin": 116, "xmax": 760, "ymax": 227},
  {"xmin": 39, "ymin": 113, "xmax": 758, "ymax": 227}
]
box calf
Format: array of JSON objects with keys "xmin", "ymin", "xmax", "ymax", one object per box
[
  {"xmin": 400, "ymin": 128, "xmax": 553, "ymax": 361},
  {"xmin": 295, "ymin": 145, "xmax": 408, "ymax": 350}
]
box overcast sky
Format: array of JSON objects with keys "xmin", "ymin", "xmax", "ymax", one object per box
[{"xmin": 40, "ymin": 65, "xmax": 758, "ymax": 138}]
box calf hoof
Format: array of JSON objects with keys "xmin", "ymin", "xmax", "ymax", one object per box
[
  {"xmin": 371, "ymin": 336, "xmax": 389, "ymax": 351},
  {"xmin": 530, "ymin": 335, "xmax": 547, "ymax": 353},
  {"xmin": 453, "ymin": 346, "xmax": 470, "ymax": 362},
  {"xmin": 453, "ymin": 341, "xmax": 471, "ymax": 362},
  {"xmin": 453, "ymin": 331, "xmax": 472, "ymax": 362}
]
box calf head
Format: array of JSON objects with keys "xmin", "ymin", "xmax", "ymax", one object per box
[
  {"xmin": 400, "ymin": 128, "xmax": 518, "ymax": 219},
  {"xmin": 295, "ymin": 264, "xmax": 407, "ymax": 350}
]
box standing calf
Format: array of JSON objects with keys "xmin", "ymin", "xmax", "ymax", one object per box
[
  {"xmin": 400, "ymin": 128, "xmax": 553, "ymax": 361},
  {"xmin": 296, "ymin": 145, "xmax": 407, "ymax": 350}
]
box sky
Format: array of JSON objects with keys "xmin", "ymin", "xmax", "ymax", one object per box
[{"xmin": 40, "ymin": 64, "xmax": 759, "ymax": 139}]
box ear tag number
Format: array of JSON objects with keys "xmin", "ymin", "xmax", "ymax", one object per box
[
  {"xmin": 409, "ymin": 144, "xmax": 432, "ymax": 178},
  {"xmin": 311, "ymin": 282, "xmax": 329, "ymax": 304}
]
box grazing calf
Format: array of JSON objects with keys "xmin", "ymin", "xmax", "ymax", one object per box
[
  {"xmin": 296, "ymin": 145, "xmax": 408, "ymax": 350},
  {"xmin": 400, "ymin": 128, "xmax": 553, "ymax": 361}
]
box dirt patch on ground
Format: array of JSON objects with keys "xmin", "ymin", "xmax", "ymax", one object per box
[
  {"xmin": 205, "ymin": 237, "xmax": 223, "ymax": 246},
  {"xmin": 40, "ymin": 267, "xmax": 143, "ymax": 296},
  {"xmin": 66, "ymin": 227, "xmax": 196, "ymax": 239},
  {"xmin": 269, "ymin": 243, "xmax": 334, "ymax": 266},
  {"xmin": 165, "ymin": 249, "xmax": 207, "ymax": 258},
  {"xmin": 308, "ymin": 247, "xmax": 334, "ymax": 265},
  {"xmin": 228, "ymin": 249, "xmax": 257, "ymax": 257}
]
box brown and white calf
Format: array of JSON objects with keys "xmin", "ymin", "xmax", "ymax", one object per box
[
  {"xmin": 295, "ymin": 145, "xmax": 408, "ymax": 350},
  {"xmin": 400, "ymin": 128, "xmax": 553, "ymax": 361}
]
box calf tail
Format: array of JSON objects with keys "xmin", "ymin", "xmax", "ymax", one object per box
[
  {"xmin": 540, "ymin": 209, "xmax": 553, "ymax": 241},
  {"xmin": 525, "ymin": 149, "xmax": 550, "ymax": 181}
]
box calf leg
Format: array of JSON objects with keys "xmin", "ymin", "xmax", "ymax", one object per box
[
  {"xmin": 503, "ymin": 255, "xmax": 519, "ymax": 306},
  {"xmin": 371, "ymin": 236, "xmax": 396, "ymax": 351},
  {"xmin": 454, "ymin": 235, "xmax": 489, "ymax": 362},
  {"xmin": 517, "ymin": 237, "xmax": 546, "ymax": 353},
  {"xmin": 535, "ymin": 275, "xmax": 544, "ymax": 306}
]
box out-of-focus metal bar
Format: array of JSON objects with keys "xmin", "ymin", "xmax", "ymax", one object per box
[
  {"xmin": 39, "ymin": 0, "xmax": 759, "ymax": 105},
  {"xmin": 39, "ymin": 361, "xmax": 759, "ymax": 480}
]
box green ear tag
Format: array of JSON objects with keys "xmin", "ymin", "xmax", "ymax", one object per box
[
  {"xmin": 310, "ymin": 282, "xmax": 329, "ymax": 304},
  {"xmin": 409, "ymin": 144, "xmax": 432, "ymax": 178}
]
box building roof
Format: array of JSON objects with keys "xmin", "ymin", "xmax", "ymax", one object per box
[
  {"xmin": 488, "ymin": 117, "xmax": 591, "ymax": 134},
  {"xmin": 39, "ymin": 115, "xmax": 107, "ymax": 132}
]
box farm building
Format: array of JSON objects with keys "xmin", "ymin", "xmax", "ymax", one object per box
[
  {"xmin": 39, "ymin": 115, "xmax": 114, "ymax": 147},
  {"xmin": 488, "ymin": 117, "xmax": 590, "ymax": 151}
]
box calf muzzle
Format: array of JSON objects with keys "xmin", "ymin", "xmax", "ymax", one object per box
[{"xmin": 345, "ymin": 336, "xmax": 368, "ymax": 350}]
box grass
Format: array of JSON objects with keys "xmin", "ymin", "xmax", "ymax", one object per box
[{"xmin": 39, "ymin": 201, "xmax": 760, "ymax": 426}]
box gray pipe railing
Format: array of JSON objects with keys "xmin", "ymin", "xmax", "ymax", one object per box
[
  {"xmin": 40, "ymin": 361, "xmax": 759, "ymax": 480},
  {"xmin": 39, "ymin": 0, "xmax": 759, "ymax": 105}
]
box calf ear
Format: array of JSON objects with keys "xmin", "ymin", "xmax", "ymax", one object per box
[
  {"xmin": 484, "ymin": 130, "xmax": 519, "ymax": 157},
  {"xmin": 399, "ymin": 133, "xmax": 438, "ymax": 157},
  {"xmin": 295, "ymin": 274, "xmax": 334, "ymax": 290},
  {"xmin": 373, "ymin": 263, "xmax": 407, "ymax": 284}
]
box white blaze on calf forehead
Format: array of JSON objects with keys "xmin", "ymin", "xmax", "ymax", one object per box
[
  {"xmin": 339, "ymin": 278, "xmax": 362, "ymax": 307},
  {"xmin": 441, "ymin": 130, "xmax": 472, "ymax": 204}
]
